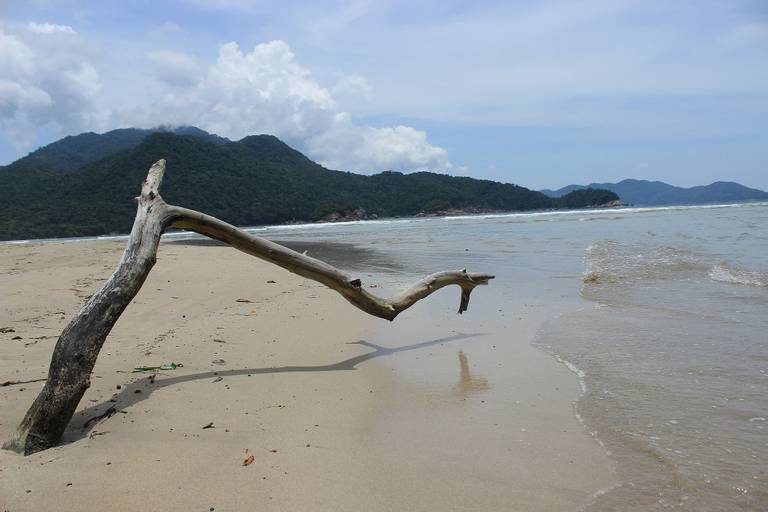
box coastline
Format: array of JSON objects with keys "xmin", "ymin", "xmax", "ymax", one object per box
[
  {"xmin": 2, "ymin": 200, "xmax": 766, "ymax": 247},
  {"xmin": 0, "ymin": 239, "xmax": 614, "ymax": 511}
]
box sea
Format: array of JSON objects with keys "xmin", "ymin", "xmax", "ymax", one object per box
[{"xmin": 5, "ymin": 201, "xmax": 767, "ymax": 510}]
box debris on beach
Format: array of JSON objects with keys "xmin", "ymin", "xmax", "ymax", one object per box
[
  {"xmin": 242, "ymin": 455, "xmax": 255, "ymax": 466},
  {"xmin": 266, "ymin": 280, "xmax": 276, "ymax": 283},
  {"xmin": 83, "ymin": 405, "xmax": 121, "ymax": 429},
  {"xmin": 202, "ymin": 422, "xmax": 215, "ymax": 429},
  {"xmin": 212, "ymin": 359, "xmax": 226, "ymax": 365},
  {"xmin": 235, "ymin": 298, "xmax": 253, "ymax": 303},
  {"xmin": 1, "ymin": 377, "xmax": 46, "ymax": 387},
  {"xmin": 24, "ymin": 336, "xmax": 53, "ymax": 346},
  {"xmin": 132, "ymin": 362, "xmax": 184, "ymax": 372},
  {"xmin": 213, "ymin": 376, "xmax": 223, "ymax": 383},
  {"xmin": 0, "ymin": 327, "xmax": 15, "ymax": 333}
]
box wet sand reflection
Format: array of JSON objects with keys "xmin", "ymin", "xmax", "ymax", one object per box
[{"xmin": 455, "ymin": 350, "xmax": 490, "ymax": 395}]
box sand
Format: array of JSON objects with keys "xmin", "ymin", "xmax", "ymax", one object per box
[{"xmin": 0, "ymin": 239, "xmax": 615, "ymax": 511}]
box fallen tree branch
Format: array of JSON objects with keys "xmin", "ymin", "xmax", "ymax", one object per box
[
  {"xmin": 3, "ymin": 159, "xmax": 493, "ymax": 455},
  {"xmin": 167, "ymin": 205, "xmax": 493, "ymax": 320}
]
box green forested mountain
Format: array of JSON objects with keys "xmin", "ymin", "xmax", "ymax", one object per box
[
  {"xmin": 9, "ymin": 126, "xmax": 228, "ymax": 174},
  {"xmin": 0, "ymin": 130, "xmax": 618, "ymax": 241}
]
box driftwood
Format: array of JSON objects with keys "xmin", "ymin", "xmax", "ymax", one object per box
[{"xmin": 3, "ymin": 160, "xmax": 493, "ymax": 455}]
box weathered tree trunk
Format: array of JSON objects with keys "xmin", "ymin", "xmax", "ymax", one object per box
[{"xmin": 3, "ymin": 160, "xmax": 493, "ymax": 455}]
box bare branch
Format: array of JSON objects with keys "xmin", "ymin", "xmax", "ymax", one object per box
[{"xmin": 167, "ymin": 206, "xmax": 494, "ymax": 320}]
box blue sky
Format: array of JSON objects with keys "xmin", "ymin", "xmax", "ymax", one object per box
[{"xmin": 1, "ymin": 0, "xmax": 767, "ymax": 189}]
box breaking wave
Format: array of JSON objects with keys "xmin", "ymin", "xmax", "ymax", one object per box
[
  {"xmin": 709, "ymin": 263, "xmax": 768, "ymax": 287},
  {"xmin": 582, "ymin": 240, "xmax": 708, "ymax": 284}
]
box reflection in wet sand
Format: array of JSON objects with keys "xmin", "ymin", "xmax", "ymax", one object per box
[{"xmin": 455, "ymin": 350, "xmax": 490, "ymax": 395}]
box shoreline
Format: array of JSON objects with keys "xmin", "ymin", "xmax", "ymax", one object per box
[
  {"xmin": 1, "ymin": 239, "xmax": 615, "ymax": 511},
  {"xmin": 3, "ymin": 200, "xmax": 767, "ymax": 246}
]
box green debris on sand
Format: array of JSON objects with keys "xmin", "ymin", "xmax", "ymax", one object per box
[{"xmin": 133, "ymin": 362, "xmax": 184, "ymax": 372}]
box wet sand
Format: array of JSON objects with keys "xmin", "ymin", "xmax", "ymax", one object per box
[{"xmin": 0, "ymin": 240, "xmax": 614, "ymax": 511}]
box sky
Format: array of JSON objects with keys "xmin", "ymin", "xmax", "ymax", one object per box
[{"xmin": 1, "ymin": 0, "xmax": 767, "ymax": 190}]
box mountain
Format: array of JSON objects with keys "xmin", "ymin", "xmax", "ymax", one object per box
[
  {"xmin": 0, "ymin": 130, "xmax": 618, "ymax": 241},
  {"xmin": 541, "ymin": 179, "xmax": 768, "ymax": 206},
  {"xmin": 8, "ymin": 126, "xmax": 228, "ymax": 174}
]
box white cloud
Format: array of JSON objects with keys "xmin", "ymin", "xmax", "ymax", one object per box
[
  {"xmin": 0, "ymin": 26, "xmax": 450, "ymax": 172},
  {"xmin": 0, "ymin": 30, "xmax": 35, "ymax": 76},
  {"xmin": 0, "ymin": 80, "xmax": 52, "ymax": 115},
  {"xmin": 126, "ymin": 40, "xmax": 451, "ymax": 172},
  {"xmin": 306, "ymin": 114, "xmax": 450, "ymax": 172},
  {"xmin": 27, "ymin": 21, "xmax": 76, "ymax": 35},
  {"xmin": 0, "ymin": 24, "xmax": 104, "ymax": 150}
]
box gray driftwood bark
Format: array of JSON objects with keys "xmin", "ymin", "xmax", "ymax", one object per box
[{"xmin": 3, "ymin": 160, "xmax": 493, "ymax": 455}]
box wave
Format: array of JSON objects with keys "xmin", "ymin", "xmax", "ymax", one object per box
[
  {"xmin": 244, "ymin": 218, "xmax": 415, "ymax": 232},
  {"xmin": 441, "ymin": 201, "xmax": 768, "ymax": 223},
  {"xmin": 96, "ymin": 234, "xmax": 130, "ymax": 241},
  {"xmin": 582, "ymin": 240, "xmax": 768, "ymax": 299},
  {"xmin": 582, "ymin": 240, "xmax": 708, "ymax": 284},
  {"xmin": 709, "ymin": 263, "xmax": 768, "ymax": 287}
]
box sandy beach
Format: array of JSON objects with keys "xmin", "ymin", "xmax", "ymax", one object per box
[{"xmin": 0, "ymin": 239, "xmax": 614, "ymax": 511}]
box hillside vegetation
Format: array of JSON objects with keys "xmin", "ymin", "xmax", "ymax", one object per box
[{"xmin": 0, "ymin": 129, "xmax": 618, "ymax": 241}]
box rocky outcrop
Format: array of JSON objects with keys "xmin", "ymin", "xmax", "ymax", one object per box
[{"xmin": 320, "ymin": 208, "xmax": 378, "ymax": 223}]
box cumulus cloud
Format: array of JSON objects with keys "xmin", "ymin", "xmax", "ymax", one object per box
[
  {"xmin": 128, "ymin": 40, "xmax": 450, "ymax": 172},
  {"xmin": 1, "ymin": 21, "xmax": 450, "ymax": 173},
  {"xmin": 128, "ymin": 41, "xmax": 335, "ymax": 140},
  {"xmin": 0, "ymin": 23, "xmax": 104, "ymax": 150},
  {"xmin": 305, "ymin": 114, "xmax": 450, "ymax": 172},
  {"xmin": 0, "ymin": 80, "xmax": 52, "ymax": 117}
]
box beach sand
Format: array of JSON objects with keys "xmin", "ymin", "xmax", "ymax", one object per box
[{"xmin": 0, "ymin": 240, "xmax": 615, "ymax": 511}]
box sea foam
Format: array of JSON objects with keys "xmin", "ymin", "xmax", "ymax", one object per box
[{"xmin": 709, "ymin": 263, "xmax": 768, "ymax": 287}]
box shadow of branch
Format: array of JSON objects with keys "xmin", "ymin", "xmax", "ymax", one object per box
[{"xmin": 64, "ymin": 332, "xmax": 486, "ymax": 443}]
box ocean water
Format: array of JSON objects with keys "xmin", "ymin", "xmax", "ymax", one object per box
[
  {"xmin": 5, "ymin": 202, "xmax": 767, "ymax": 509},
  {"xmin": 536, "ymin": 209, "xmax": 768, "ymax": 511},
  {"xmin": 244, "ymin": 202, "xmax": 768, "ymax": 511}
]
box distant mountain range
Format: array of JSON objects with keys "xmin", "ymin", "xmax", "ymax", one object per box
[
  {"xmin": 0, "ymin": 127, "xmax": 617, "ymax": 241},
  {"xmin": 541, "ymin": 179, "xmax": 768, "ymax": 206}
]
